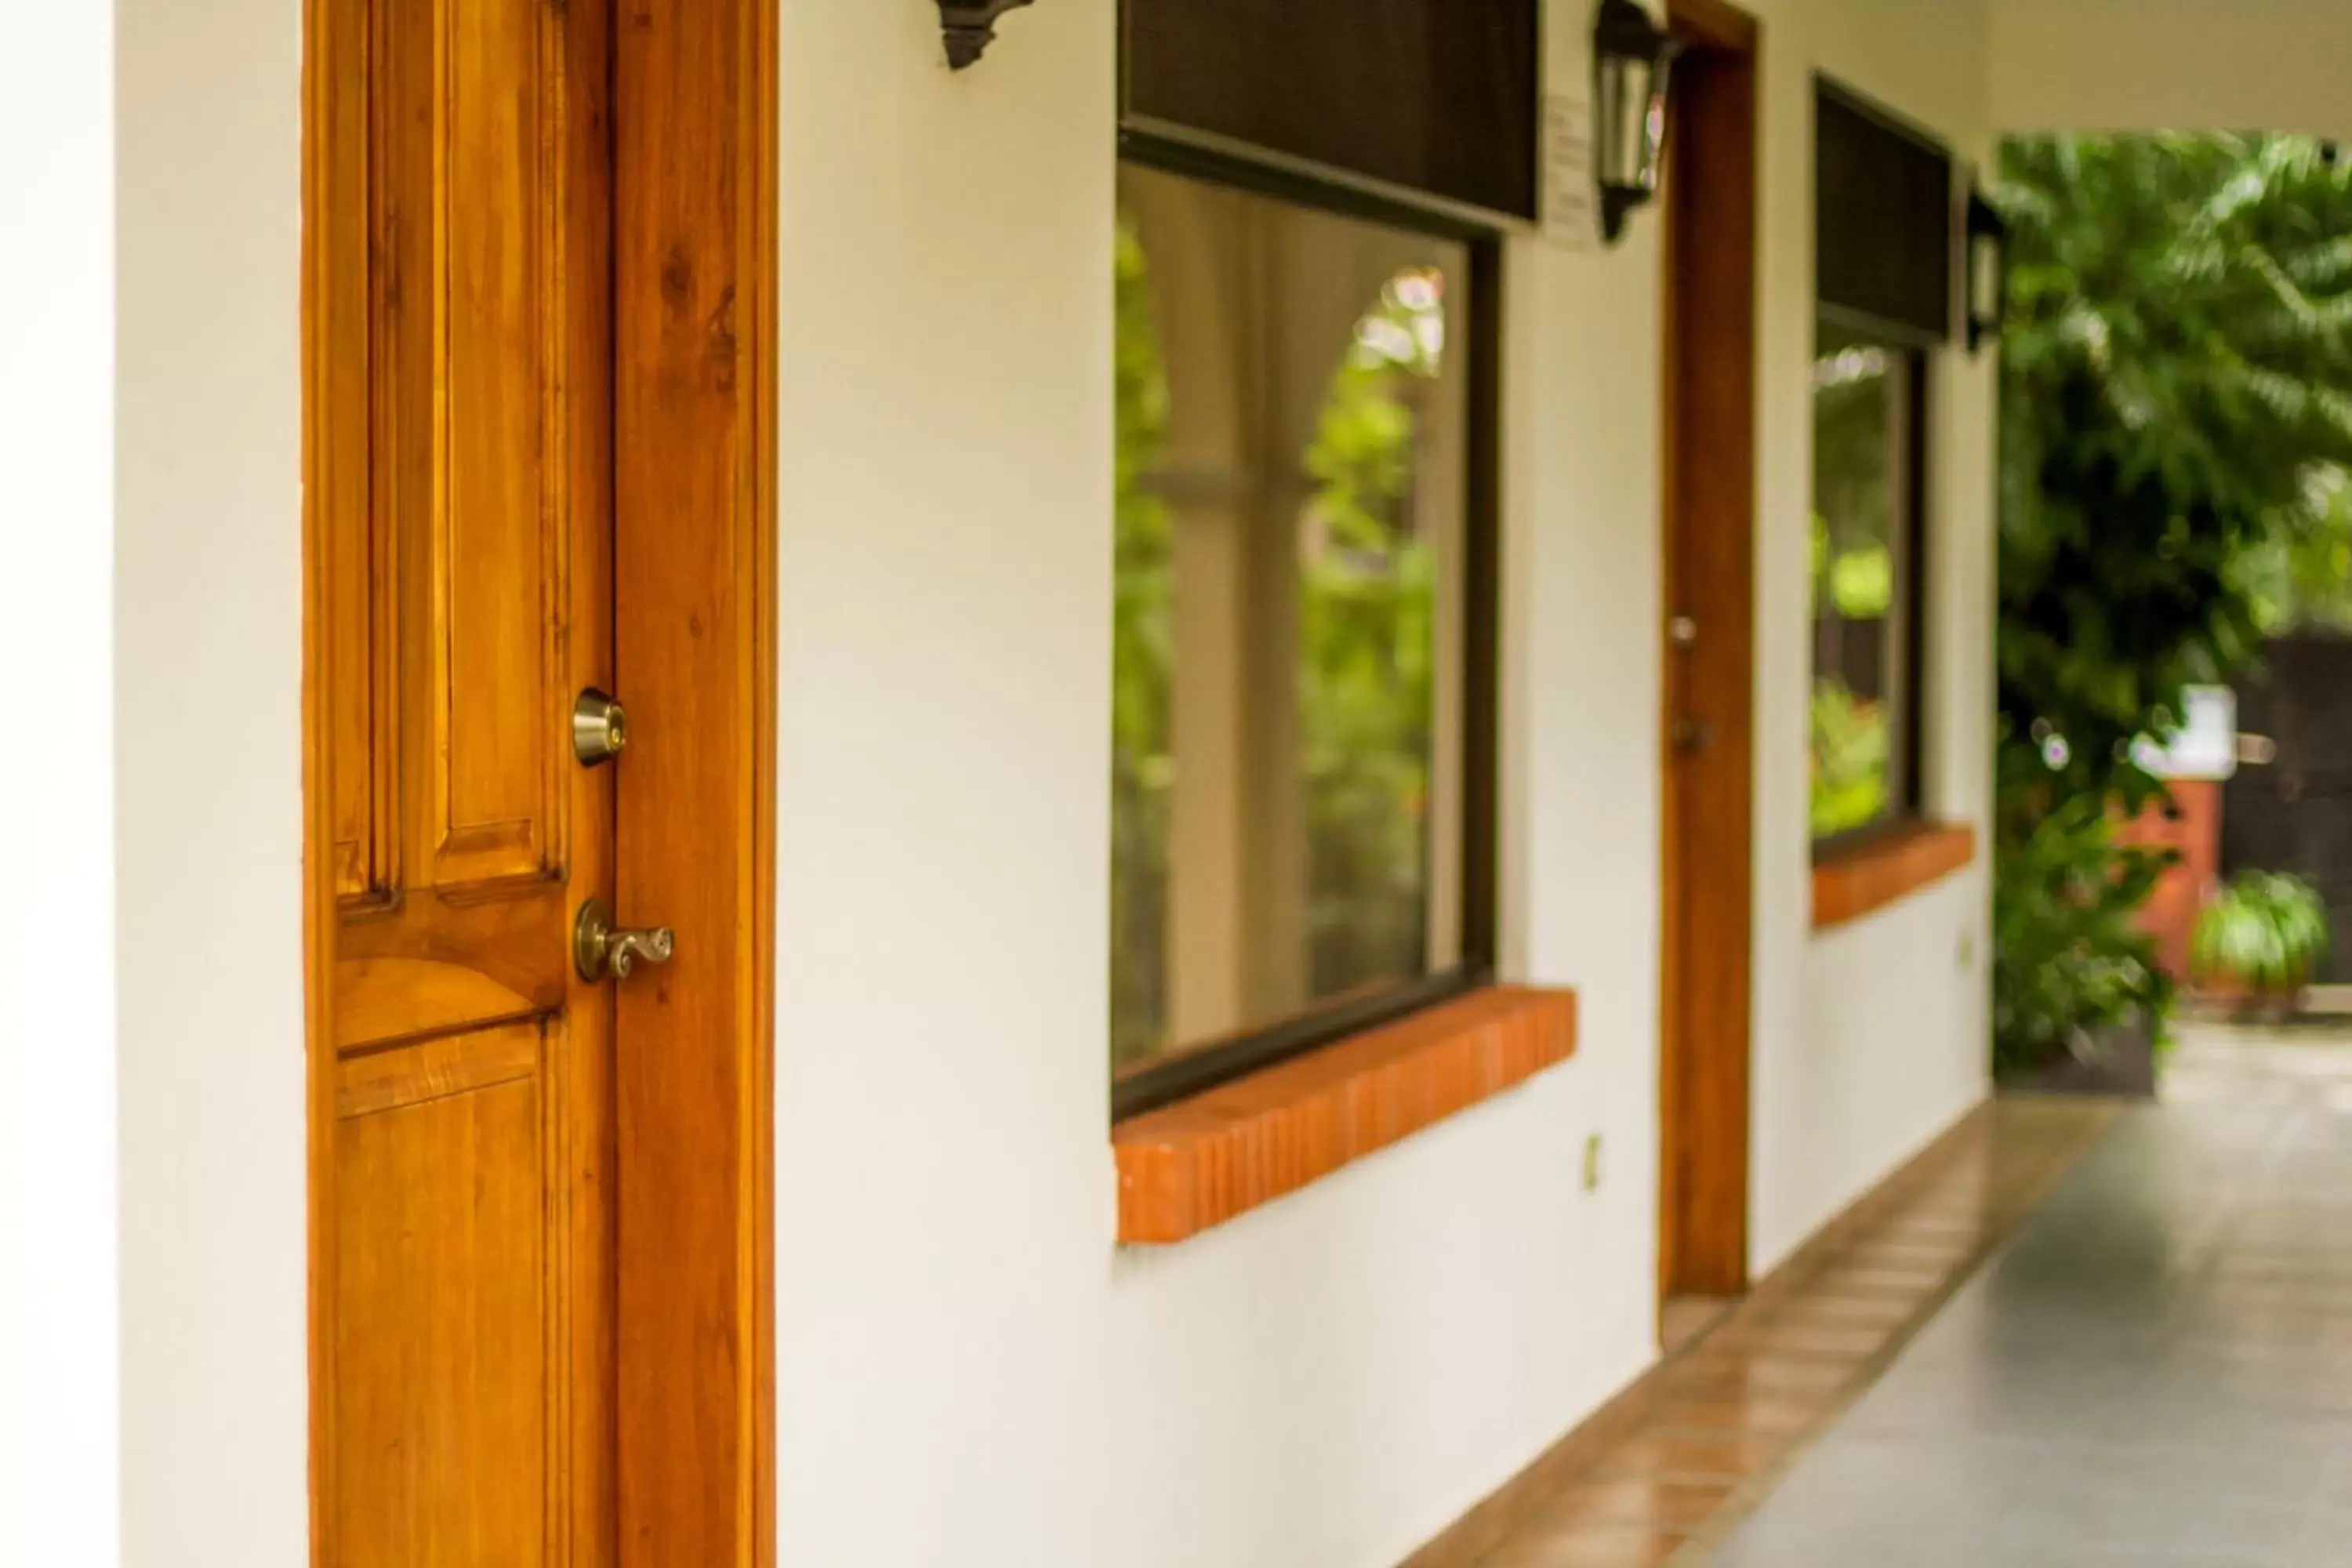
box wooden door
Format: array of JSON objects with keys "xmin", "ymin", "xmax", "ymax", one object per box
[
  {"xmin": 310, "ymin": 0, "xmax": 619, "ymax": 1561},
  {"xmin": 1658, "ymin": 0, "xmax": 1759, "ymax": 1310},
  {"xmin": 306, "ymin": 0, "xmax": 771, "ymax": 1557}
]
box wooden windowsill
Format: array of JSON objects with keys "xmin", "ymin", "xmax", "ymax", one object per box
[
  {"xmin": 1112, "ymin": 987, "xmax": 1577, "ymax": 1247},
  {"xmin": 1812, "ymin": 821, "xmax": 1976, "ymax": 930}
]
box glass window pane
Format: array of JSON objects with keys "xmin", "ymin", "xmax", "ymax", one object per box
[
  {"xmin": 1810, "ymin": 326, "xmax": 1915, "ymax": 840},
  {"xmin": 1112, "ymin": 164, "xmax": 1472, "ymax": 1079}
]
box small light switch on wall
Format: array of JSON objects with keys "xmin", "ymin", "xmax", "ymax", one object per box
[{"xmin": 1581, "ymin": 1134, "xmax": 1606, "ymax": 1192}]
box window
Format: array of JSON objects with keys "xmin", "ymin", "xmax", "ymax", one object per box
[
  {"xmin": 1809, "ymin": 78, "xmax": 1951, "ymax": 847},
  {"xmin": 1111, "ymin": 159, "xmax": 1497, "ymax": 1118},
  {"xmin": 1810, "ymin": 326, "xmax": 1926, "ymax": 841}
]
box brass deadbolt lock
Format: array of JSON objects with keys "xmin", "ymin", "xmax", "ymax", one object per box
[{"xmin": 572, "ymin": 688, "xmax": 627, "ymax": 766}]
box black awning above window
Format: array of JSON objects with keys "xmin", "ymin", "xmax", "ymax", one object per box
[
  {"xmin": 1817, "ymin": 83, "xmax": 1954, "ymax": 343},
  {"xmin": 1123, "ymin": 0, "xmax": 1540, "ymax": 220}
]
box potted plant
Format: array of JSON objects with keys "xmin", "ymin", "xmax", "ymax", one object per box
[
  {"xmin": 2190, "ymin": 871, "xmax": 2331, "ymax": 1018},
  {"xmin": 1993, "ymin": 797, "xmax": 2173, "ymax": 1095}
]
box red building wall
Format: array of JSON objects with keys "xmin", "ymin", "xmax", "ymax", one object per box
[{"xmin": 2114, "ymin": 779, "xmax": 2222, "ymax": 982}]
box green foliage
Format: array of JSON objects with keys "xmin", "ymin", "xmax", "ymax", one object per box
[
  {"xmin": 1831, "ymin": 546, "xmax": 1893, "ymax": 620},
  {"xmin": 1809, "ymin": 339, "xmax": 1900, "ymax": 837},
  {"xmin": 1811, "ymin": 339, "xmax": 1900, "ymax": 619},
  {"xmin": 1809, "ymin": 680, "xmax": 1888, "ymax": 838},
  {"xmin": 1298, "ymin": 270, "xmax": 1446, "ymax": 993},
  {"xmin": 2237, "ymin": 468, "xmax": 2352, "ymax": 633},
  {"xmin": 1809, "ymin": 514, "xmax": 1894, "ymax": 620},
  {"xmin": 1996, "ymin": 135, "xmax": 2352, "ymax": 811},
  {"xmin": 1992, "ymin": 134, "xmax": 2352, "ymax": 1069},
  {"xmin": 1991, "ymin": 797, "xmax": 2176, "ymax": 1076},
  {"xmin": 1110, "ymin": 218, "xmax": 1174, "ymax": 1066},
  {"xmin": 2191, "ymin": 870, "xmax": 2331, "ymax": 997}
]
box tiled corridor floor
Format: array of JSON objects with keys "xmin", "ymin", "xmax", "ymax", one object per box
[
  {"xmin": 1449, "ymin": 1099, "xmax": 2120, "ymax": 1567},
  {"xmin": 1703, "ymin": 1096, "xmax": 2352, "ymax": 1566},
  {"xmin": 1456, "ymin": 1026, "xmax": 2352, "ymax": 1568}
]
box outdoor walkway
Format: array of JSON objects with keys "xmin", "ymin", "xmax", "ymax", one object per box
[
  {"xmin": 1703, "ymin": 1096, "xmax": 2352, "ymax": 1566},
  {"xmin": 1455, "ymin": 1019, "xmax": 2352, "ymax": 1568},
  {"xmin": 1449, "ymin": 1099, "xmax": 2118, "ymax": 1567}
]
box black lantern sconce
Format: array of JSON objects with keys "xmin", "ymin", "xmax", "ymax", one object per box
[
  {"xmin": 1592, "ymin": 0, "xmax": 1680, "ymax": 245},
  {"xmin": 1965, "ymin": 186, "xmax": 2009, "ymax": 354},
  {"xmin": 936, "ymin": 0, "xmax": 1033, "ymax": 70}
]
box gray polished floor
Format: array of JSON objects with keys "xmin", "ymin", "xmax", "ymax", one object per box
[{"xmin": 1705, "ymin": 1099, "xmax": 2352, "ymax": 1566}]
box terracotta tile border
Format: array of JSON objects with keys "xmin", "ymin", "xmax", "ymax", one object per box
[
  {"xmin": 1401, "ymin": 1094, "xmax": 2123, "ymax": 1568},
  {"xmin": 1811, "ymin": 821, "xmax": 1976, "ymax": 930},
  {"xmin": 1113, "ymin": 987, "xmax": 1575, "ymax": 1247}
]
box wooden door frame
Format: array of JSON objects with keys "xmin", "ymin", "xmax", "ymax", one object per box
[
  {"xmin": 1657, "ymin": 0, "xmax": 1759, "ymax": 1308},
  {"xmin": 298, "ymin": 0, "xmax": 779, "ymax": 1559}
]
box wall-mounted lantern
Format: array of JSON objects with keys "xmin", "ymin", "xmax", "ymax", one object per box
[
  {"xmin": 1592, "ymin": 0, "xmax": 1679, "ymax": 245},
  {"xmin": 937, "ymin": 0, "xmax": 1033, "ymax": 70},
  {"xmin": 1965, "ymin": 187, "xmax": 2009, "ymax": 354}
]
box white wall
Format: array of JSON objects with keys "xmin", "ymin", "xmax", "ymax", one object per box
[
  {"xmin": 768, "ymin": 2, "xmax": 1660, "ymax": 1561},
  {"xmin": 2, "ymin": 5, "xmax": 306, "ymax": 1563},
  {"xmin": 1779, "ymin": 869, "xmax": 1991, "ymax": 1267},
  {"xmin": 768, "ymin": 2, "xmax": 1998, "ymax": 1564},
  {"xmin": 769, "ymin": 3, "xmax": 1117, "ymax": 1560},
  {"xmin": 0, "ymin": 10, "xmax": 119, "ymax": 1565},
  {"xmin": 1746, "ymin": 0, "xmax": 2000, "ymax": 1276},
  {"xmin": 114, "ymin": 0, "xmax": 310, "ymax": 1563},
  {"xmin": 1992, "ymin": 0, "xmax": 2352, "ymax": 140}
]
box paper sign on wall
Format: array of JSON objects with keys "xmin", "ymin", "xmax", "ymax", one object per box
[{"xmin": 1543, "ymin": 92, "xmax": 1595, "ymax": 252}]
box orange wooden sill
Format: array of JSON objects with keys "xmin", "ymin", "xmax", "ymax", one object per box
[
  {"xmin": 1812, "ymin": 821, "xmax": 1976, "ymax": 930},
  {"xmin": 1112, "ymin": 986, "xmax": 1577, "ymax": 1247}
]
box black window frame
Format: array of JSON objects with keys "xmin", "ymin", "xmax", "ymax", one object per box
[
  {"xmin": 1808, "ymin": 312, "xmax": 1933, "ymax": 859},
  {"xmin": 1807, "ymin": 74, "xmax": 1951, "ymax": 859},
  {"xmin": 1110, "ymin": 130, "xmax": 1506, "ymax": 1124}
]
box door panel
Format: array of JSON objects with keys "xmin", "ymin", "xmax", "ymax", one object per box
[
  {"xmin": 314, "ymin": 0, "xmax": 615, "ymax": 1558},
  {"xmin": 434, "ymin": 0, "xmax": 562, "ymax": 884},
  {"xmin": 1658, "ymin": 13, "xmax": 1757, "ymax": 1308},
  {"xmin": 332, "ymin": 1027, "xmax": 548, "ymax": 1568}
]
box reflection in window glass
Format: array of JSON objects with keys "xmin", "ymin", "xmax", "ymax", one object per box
[
  {"xmin": 1111, "ymin": 164, "xmax": 1471, "ymax": 1078},
  {"xmin": 1810, "ymin": 326, "xmax": 1918, "ymax": 840}
]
